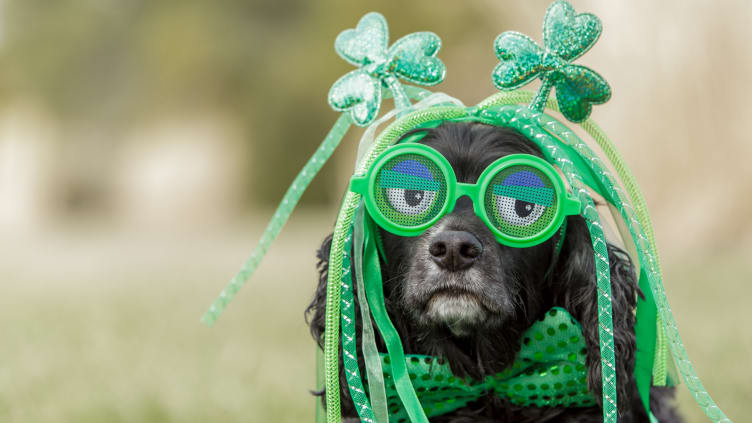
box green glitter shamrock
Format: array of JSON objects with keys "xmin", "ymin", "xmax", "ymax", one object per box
[
  {"xmin": 328, "ymin": 12, "xmax": 446, "ymax": 127},
  {"xmin": 492, "ymin": 0, "xmax": 611, "ymax": 123}
]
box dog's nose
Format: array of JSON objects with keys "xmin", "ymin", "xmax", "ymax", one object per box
[{"xmin": 429, "ymin": 231, "xmax": 483, "ymax": 271}]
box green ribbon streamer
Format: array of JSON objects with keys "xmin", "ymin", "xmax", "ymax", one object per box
[
  {"xmin": 578, "ymin": 119, "xmax": 728, "ymax": 421},
  {"xmin": 518, "ymin": 119, "xmax": 618, "ymax": 423},
  {"xmin": 634, "ymin": 269, "xmax": 658, "ymax": 415},
  {"xmin": 340, "ymin": 225, "xmax": 377, "ymax": 422},
  {"xmin": 201, "ymin": 113, "xmax": 352, "ymax": 327},
  {"xmin": 580, "ymin": 118, "xmax": 677, "ymax": 387},
  {"xmin": 363, "ymin": 215, "xmax": 429, "ymax": 423},
  {"xmin": 534, "ymin": 109, "xmax": 673, "ymax": 417},
  {"xmin": 532, "ymin": 109, "xmax": 658, "ymax": 416},
  {"xmin": 316, "ymin": 346, "xmax": 326, "ymax": 423},
  {"xmin": 354, "ymin": 205, "xmax": 389, "ymax": 423}
]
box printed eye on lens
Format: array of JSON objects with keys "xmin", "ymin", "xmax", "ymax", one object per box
[
  {"xmin": 375, "ymin": 154, "xmax": 446, "ymax": 228},
  {"xmin": 485, "ymin": 165, "xmax": 557, "ymax": 239},
  {"xmin": 515, "ymin": 200, "xmax": 535, "ymax": 217},
  {"xmin": 386, "ymin": 187, "xmax": 436, "ymax": 215},
  {"xmin": 496, "ymin": 195, "xmax": 546, "ymax": 226}
]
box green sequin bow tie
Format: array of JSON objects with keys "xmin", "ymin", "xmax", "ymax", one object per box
[
  {"xmin": 374, "ymin": 307, "xmax": 596, "ymax": 421},
  {"xmin": 492, "ymin": 0, "xmax": 610, "ymax": 123}
]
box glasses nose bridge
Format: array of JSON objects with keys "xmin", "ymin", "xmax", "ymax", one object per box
[{"xmin": 453, "ymin": 182, "xmax": 483, "ymax": 212}]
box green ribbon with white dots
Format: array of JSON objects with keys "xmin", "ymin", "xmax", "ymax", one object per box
[{"xmin": 372, "ymin": 307, "xmax": 595, "ymax": 422}]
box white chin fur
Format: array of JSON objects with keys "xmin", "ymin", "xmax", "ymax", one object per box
[{"xmin": 425, "ymin": 293, "xmax": 486, "ymax": 337}]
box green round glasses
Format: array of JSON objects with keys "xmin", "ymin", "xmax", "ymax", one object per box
[{"xmin": 349, "ymin": 143, "xmax": 581, "ymax": 248}]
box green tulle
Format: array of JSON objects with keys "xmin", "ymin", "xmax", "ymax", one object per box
[{"xmin": 354, "ymin": 206, "xmax": 389, "ymax": 422}]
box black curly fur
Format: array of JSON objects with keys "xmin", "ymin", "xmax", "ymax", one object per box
[{"xmin": 305, "ymin": 122, "xmax": 682, "ymax": 422}]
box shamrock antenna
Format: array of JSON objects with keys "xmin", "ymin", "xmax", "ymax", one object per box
[
  {"xmin": 328, "ymin": 12, "xmax": 446, "ymax": 126},
  {"xmin": 492, "ymin": 0, "xmax": 610, "ymax": 122}
]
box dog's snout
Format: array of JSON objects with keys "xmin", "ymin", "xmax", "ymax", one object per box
[{"xmin": 429, "ymin": 230, "xmax": 482, "ymax": 271}]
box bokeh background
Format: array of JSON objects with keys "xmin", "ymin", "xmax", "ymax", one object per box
[{"xmin": 1, "ymin": 1, "xmax": 750, "ymax": 422}]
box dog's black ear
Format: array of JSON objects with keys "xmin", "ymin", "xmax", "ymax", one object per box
[
  {"xmin": 305, "ymin": 234, "xmax": 333, "ymax": 349},
  {"xmin": 552, "ymin": 215, "xmax": 648, "ymax": 419}
]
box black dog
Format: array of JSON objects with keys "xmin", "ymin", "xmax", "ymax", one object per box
[{"xmin": 306, "ymin": 122, "xmax": 682, "ymax": 422}]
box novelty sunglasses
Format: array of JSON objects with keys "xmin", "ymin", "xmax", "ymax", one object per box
[{"xmin": 350, "ymin": 143, "xmax": 581, "ymax": 248}]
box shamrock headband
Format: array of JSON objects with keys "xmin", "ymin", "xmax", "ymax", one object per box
[{"xmin": 202, "ymin": 2, "xmax": 732, "ymax": 422}]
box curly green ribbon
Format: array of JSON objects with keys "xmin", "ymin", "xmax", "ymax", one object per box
[
  {"xmin": 578, "ymin": 121, "xmax": 730, "ymax": 422},
  {"xmin": 538, "ymin": 108, "xmax": 731, "ymax": 422},
  {"xmin": 579, "ymin": 118, "xmax": 676, "ymax": 387},
  {"xmin": 535, "ymin": 111, "xmax": 659, "ymax": 415},
  {"xmin": 492, "ymin": 0, "xmax": 610, "ymax": 122}
]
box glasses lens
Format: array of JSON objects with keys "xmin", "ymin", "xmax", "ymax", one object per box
[
  {"xmin": 374, "ymin": 154, "xmax": 448, "ymax": 228},
  {"xmin": 484, "ymin": 165, "xmax": 558, "ymax": 239}
]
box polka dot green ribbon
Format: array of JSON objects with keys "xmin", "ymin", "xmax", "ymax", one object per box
[{"xmin": 374, "ymin": 307, "xmax": 595, "ymax": 422}]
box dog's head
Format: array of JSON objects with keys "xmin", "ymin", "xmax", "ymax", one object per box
[
  {"xmin": 308, "ymin": 121, "xmax": 568, "ymax": 378},
  {"xmin": 307, "ymin": 120, "xmax": 644, "ymax": 417},
  {"xmin": 379, "ymin": 122, "xmax": 556, "ymax": 341},
  {"xmin": 374, "ymin": 122, "xmax": 564, "ymax": 370}
]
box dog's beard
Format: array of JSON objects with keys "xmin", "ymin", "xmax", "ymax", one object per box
[
  {"xmin": 422, "ymin": 274, "xmax": 488, "ymax": 337},
  {"xmin": 370, "ymin": 122, "xmax": 560, "ymax": 377},
  {"xmin": 398, "ymin": 219, "xmax": 522, "ymax": 338}
]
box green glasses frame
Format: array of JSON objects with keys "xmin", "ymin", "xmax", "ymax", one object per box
[{"xmin": 350, "ymin": 143, "xmax": 581, "ymax": 248}]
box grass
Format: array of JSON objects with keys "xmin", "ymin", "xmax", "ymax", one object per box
[{"xmin": 1, "ymin": 211, "xmax": 749, "ymax": 422}]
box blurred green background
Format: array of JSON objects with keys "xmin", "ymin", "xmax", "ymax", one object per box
[{"xmin": 1, "ymin": 1, "xmax": 750, "ymax": 422}]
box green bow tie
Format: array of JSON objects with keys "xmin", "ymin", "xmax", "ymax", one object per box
[{"xmin": 373, "ymin": 307, "xmax": 596, "ymax": 421}]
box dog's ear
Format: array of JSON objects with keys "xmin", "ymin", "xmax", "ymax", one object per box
[
  {"xmin": 305, "ymin": 234, "xmax": 333, "ymax": 349},
  {"xmin": 552, "ymin": 215, "xmax": 648, "ymax": 418}
]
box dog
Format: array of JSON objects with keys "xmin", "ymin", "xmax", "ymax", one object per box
[{"xmin": 306, "ymin": 122, "xmax": 682, "ymax": 422}]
